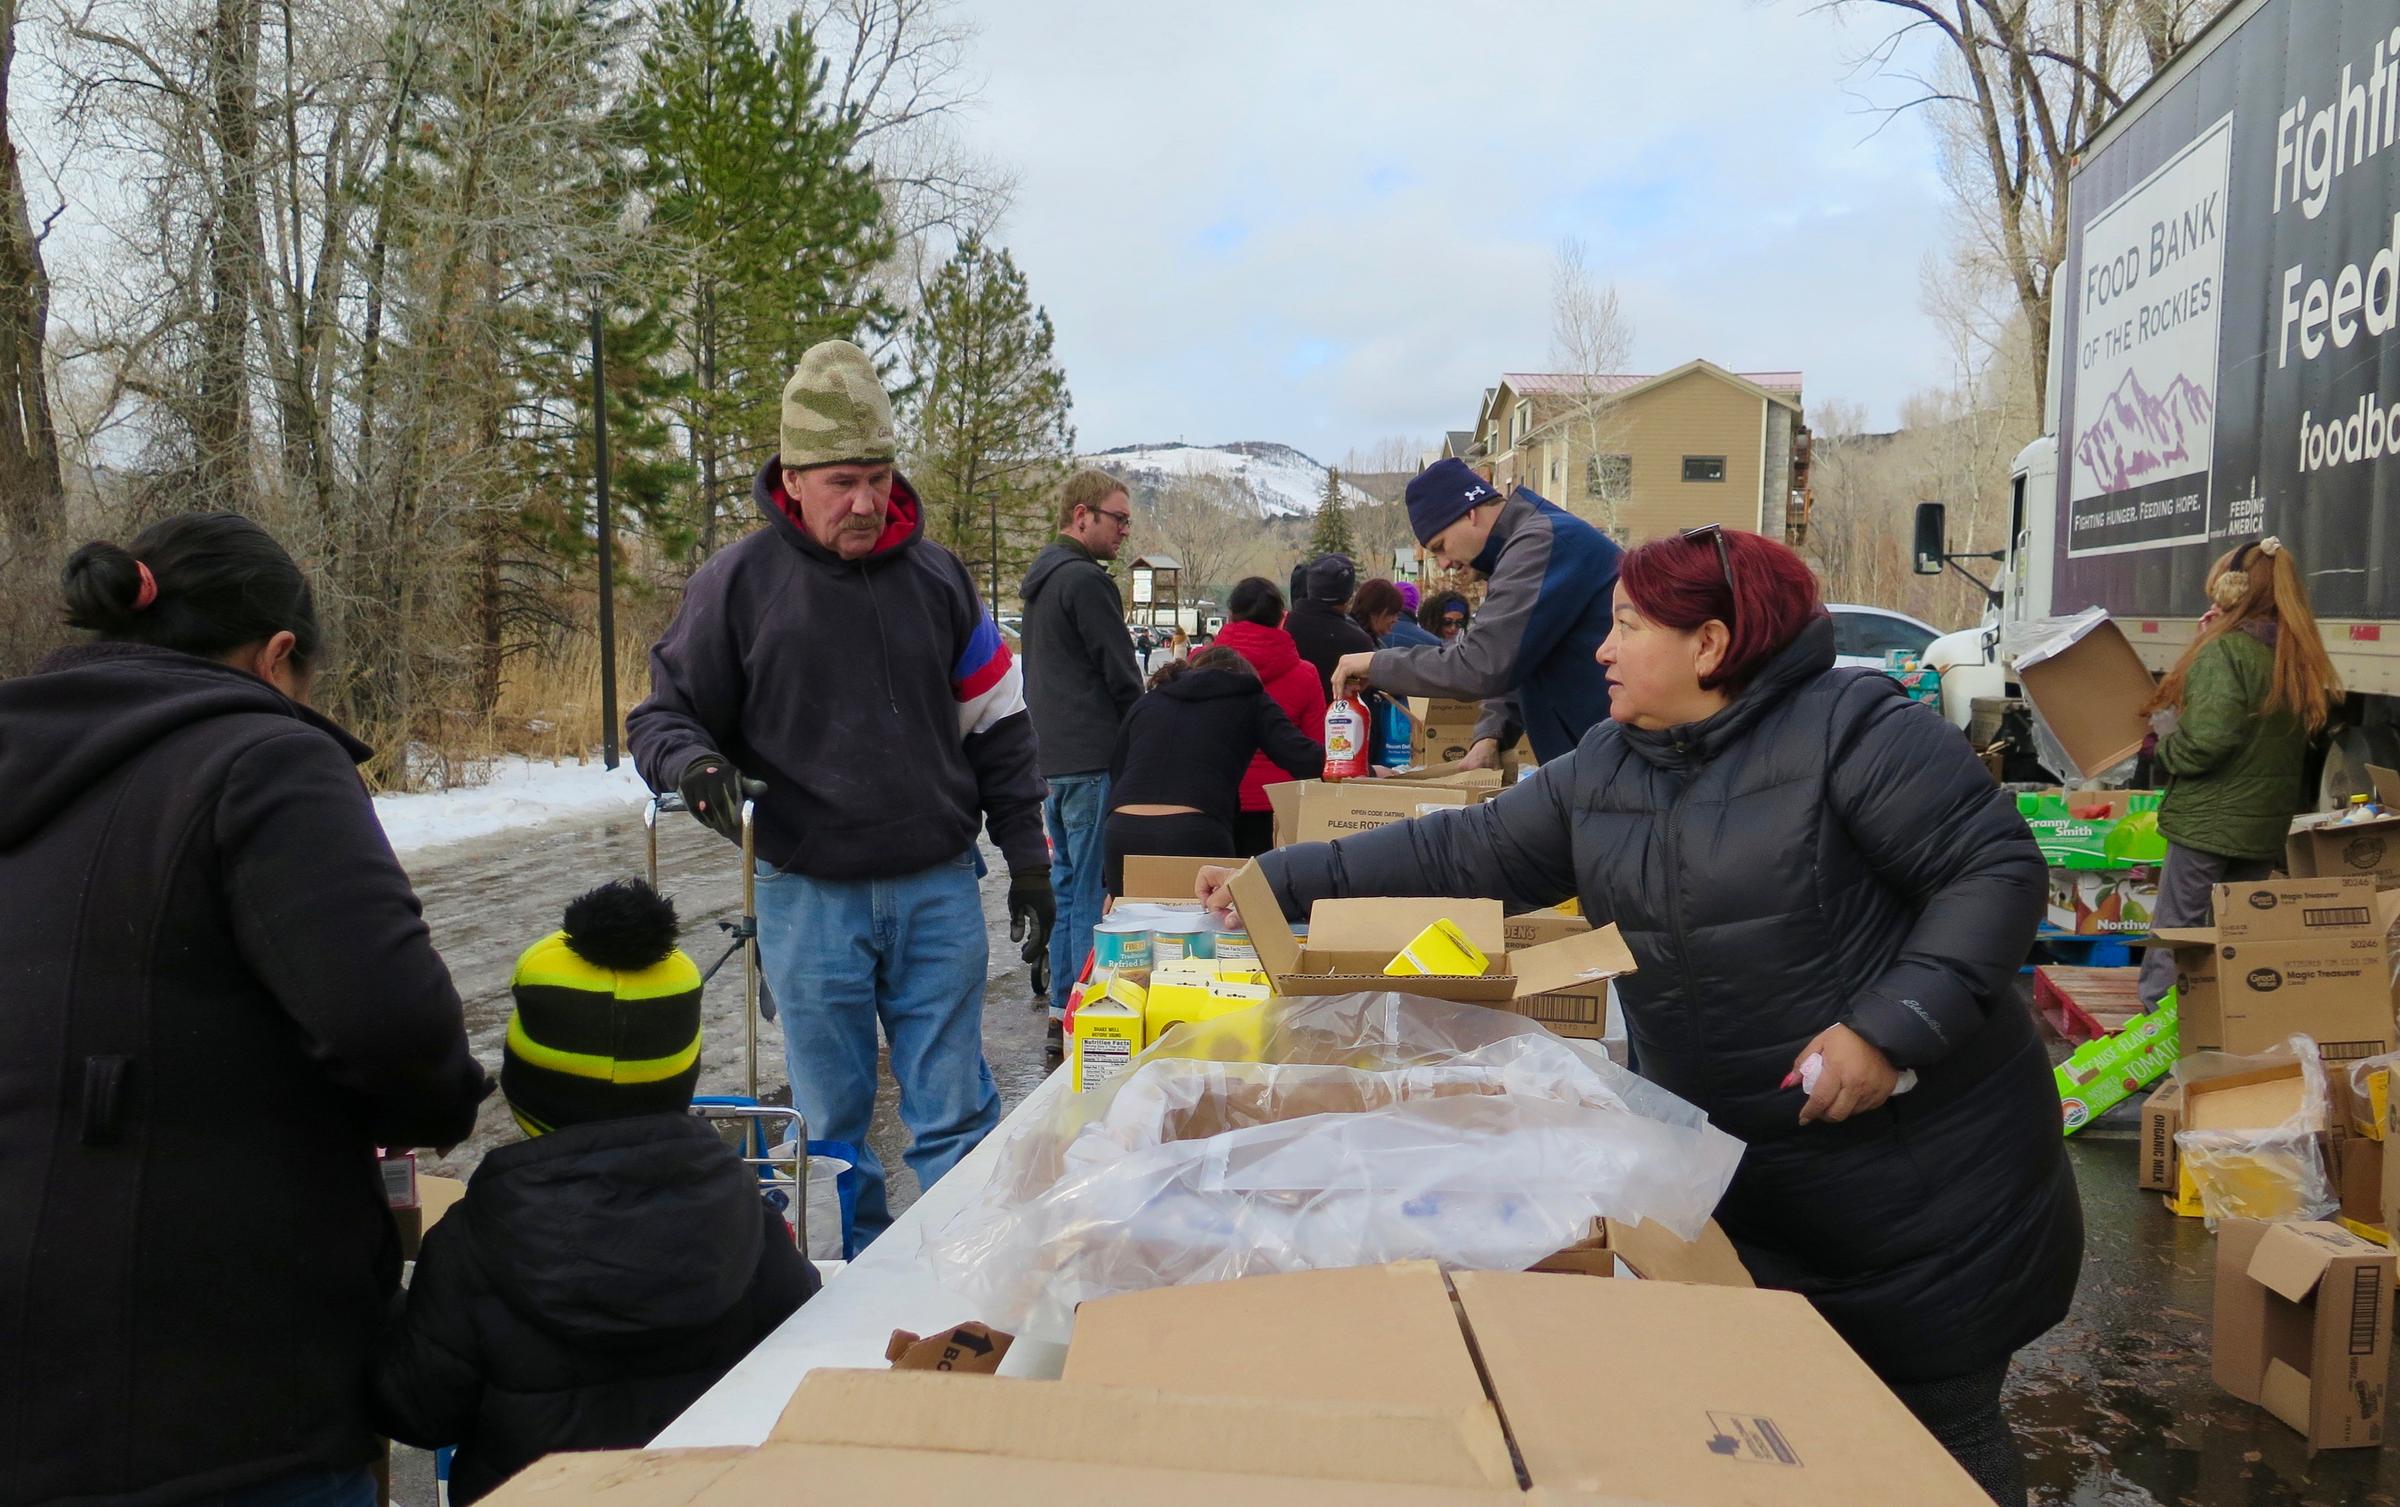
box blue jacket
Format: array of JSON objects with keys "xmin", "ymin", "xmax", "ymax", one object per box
[{"xmin": 1366, "ymin": 489, "xmax": 1621, "ymax": 762}]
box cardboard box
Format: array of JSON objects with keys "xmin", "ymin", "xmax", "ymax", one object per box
[
  {"xmin": 487, "ymin": 1262, "xmax": 1984, "ymax": 1507},
  {"xmin": 1263, "ymin": 775, "xmax": 1496, "ymax": 849},
  {"xmin": 2141, "ymin": 1081, "xmax": 2184, "ymax": 1193},
  {"xmin": 2174, "ymin": 1061, "xmax": 2330, "ymax": 1221},
  {"xmin": 2287, "ymin": 766, "xmax": 2400, "ymax": 890},
  {"xmin": 2009, "ymin": 612, "xmax": 2156, "ymax": 780},
  {"xmin": 1065, "ymin": 1263, "xmax": 1990, "ymax": 1505},
  {"xmin": 1499, "ymin": 907, "xmax": 1612, "ymax": 1038},
  {"xmin": 1528, "ymin": 1216, "xmax": 1756, "ymax": 1286},
  {"xmin": 2213, "ymin": 1220, "xmax": 2395, "ymax": 1449},
  {"xmin": 2153, "ymin": 879, "xmax": 2400, "ymax": 1062},
  {"xmin": 2054, "ymin": 994, "xmax": 2178, "ymax": 1135},
  {"xmin": 1405, "ymin": 697, "xmax": 1499, "ymax": 766},
  {"xmin": 2339, "ymin": 1136, "xmax": 2387, "ymax": 1232},
  {"xmin": 395, "ymin": 1172, "xmax": 465, "ymax": 1261},
  {"xmin": 1227, "ymin": 863, "xmax": 1635, "ymax": 1039}
]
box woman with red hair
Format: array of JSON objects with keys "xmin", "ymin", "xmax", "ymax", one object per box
[{"xmin": 1203, "ymin": 526, "xmax": 2076, "ymax": 1505}]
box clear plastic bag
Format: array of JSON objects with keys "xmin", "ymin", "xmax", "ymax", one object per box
[
  {"xmin": 2172, "ymin": 1036, "xmax": 2337, "ymax": 1230},
  {"xmin": 921, "ymin": 992, "xmax": 1744, "ymax": 1340}
]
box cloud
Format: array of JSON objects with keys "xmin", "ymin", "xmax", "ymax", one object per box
[{"xmin": 965, "ymin": 0, "xmax": 1953, "ymax": 458}]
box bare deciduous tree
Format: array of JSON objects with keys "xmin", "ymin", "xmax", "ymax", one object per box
[
  {"xmin": 1142, "ymin": 472, "xmax": 1255, "ymax": 604},
  {"xmin": 1818, "ymin": 1, "xmax": 2229, "ymax": 415},
  {"xmin": 1545, "ymin": 236, "xmax": 1635, "ymax": 533}
]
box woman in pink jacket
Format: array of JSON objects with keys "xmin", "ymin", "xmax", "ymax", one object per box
[{"xmin": 1213, "ymin": 576, "xmax": 1326, "ymax": 856}]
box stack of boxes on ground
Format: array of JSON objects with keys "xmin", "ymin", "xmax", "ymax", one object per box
[{"xmin": 2016, "ymin": 613, "xmax": 2400, "ymax": 1450}]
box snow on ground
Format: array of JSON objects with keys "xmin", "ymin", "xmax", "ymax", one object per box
[{"xmin": 375, "ymin": 756, "xmax": 652, "ymax": 857}]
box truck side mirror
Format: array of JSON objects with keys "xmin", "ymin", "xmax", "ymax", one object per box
[{"xmin": 1913, "ymin": 502, "xmax": 1948, "ymax": 576}]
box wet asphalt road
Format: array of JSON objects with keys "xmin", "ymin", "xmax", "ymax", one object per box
[
  {"xmin": 2012, "ymin": 1101, "xmax": 2400, "ymax": 1506},
  {"xmin": 392, "ymin": 807, "xmax": 2400, "ymax": 1504},
  {"xmin": 407, "ymin": 807, "xmax": 1054, "ymax": 1204}
]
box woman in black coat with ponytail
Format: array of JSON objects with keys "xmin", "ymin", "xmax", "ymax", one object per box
[
  {"xmin": 1200, "ymin": 528, "xmax": 2079, "ymax": 1507},
  {"xmin": 0, "ymin": 513, "xmax": 487, "ymax": 1507}
]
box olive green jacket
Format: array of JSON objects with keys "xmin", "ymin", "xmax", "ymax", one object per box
[{"xmin": 2155, "ymin": 628, "xmax": 2307, "ymax": 863}]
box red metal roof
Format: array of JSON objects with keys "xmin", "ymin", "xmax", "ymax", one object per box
[{"xmin": 1500, "ymin": 367, "xmax": 1803, "ymax": 399}]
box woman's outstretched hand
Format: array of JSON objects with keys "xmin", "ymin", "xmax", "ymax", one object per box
[
  {"xmin": 1196, "ymin": 864, "xmax": 1241, "ymax": 924},
  {"xmin": 1789, "ymin": 1023, "xmax": 1899, "ymax": 1125}
]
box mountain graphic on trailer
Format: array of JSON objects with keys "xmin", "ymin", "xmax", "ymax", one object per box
[{"xmin": 2077, "ymin": 369, "xmax": 2216, "ymax": 495}]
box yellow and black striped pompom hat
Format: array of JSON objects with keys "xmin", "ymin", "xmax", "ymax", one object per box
[{"xmin": 503, "ymin": 879, "xmax": 703, "ymax": 1136}]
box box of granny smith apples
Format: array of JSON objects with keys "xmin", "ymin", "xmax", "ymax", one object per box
[{"xmin": 2016, "ymin": 789, "xmax": 2166, "ymax": 936}]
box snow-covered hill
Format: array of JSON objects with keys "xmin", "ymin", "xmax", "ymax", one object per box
[{"xmin": 1087, "ymin": 440, "xmax": 1375, "ymax": 518}]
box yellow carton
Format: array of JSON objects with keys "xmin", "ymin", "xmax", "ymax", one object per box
[
  {"xmin": 1071, "ymin": 974, "xmax": 1146, "ymax": 1094},
  {"xmin": 1385, "ymin": 919, "xmax": 1490, "ymax": 978},
  {"xmin": 1144, "ymin": 979, "xmax": 1271, "ymax": 1059}
]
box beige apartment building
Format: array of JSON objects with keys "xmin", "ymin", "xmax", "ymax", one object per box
[{"xmin": 1457, "ymin": 361, "xmax": 1810, "ymax": 546}]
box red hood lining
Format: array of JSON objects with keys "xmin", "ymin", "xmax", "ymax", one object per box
[{"xmin": 767, "ymin": 472, "xmax": 922, "ymax": 559}]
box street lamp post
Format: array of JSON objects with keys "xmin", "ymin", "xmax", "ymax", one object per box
[{"xmin": 590, "ymin": 302, "xmax": 618, "ymax": 771}]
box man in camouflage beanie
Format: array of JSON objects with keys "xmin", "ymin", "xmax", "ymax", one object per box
[{"xmin": 628, "ymin": 338, "xmax": 1050, "ymax": 1242}]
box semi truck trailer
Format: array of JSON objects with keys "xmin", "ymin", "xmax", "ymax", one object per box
[{"xmin": 1917, "ymin": 0, "xmax": 2400, "ymax": 801}]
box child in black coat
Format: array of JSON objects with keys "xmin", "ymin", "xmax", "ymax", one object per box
[{"xmin": 372, "ymin": 881, "xmax": 817, "ymax": 1503}]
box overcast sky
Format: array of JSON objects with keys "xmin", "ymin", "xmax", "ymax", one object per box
[{"xmin": 964, "ymin": 1, "xmax": 1952, "ymax": 463}]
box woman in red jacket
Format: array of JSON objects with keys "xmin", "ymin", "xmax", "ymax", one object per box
[{"xmin": 1214, "ymin": 575, "xmax": 1326, "ymax": 856}]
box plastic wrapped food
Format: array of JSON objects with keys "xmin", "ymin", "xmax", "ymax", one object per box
[
  {"xmin": 2172, "ymin": 1036, "xmax": 2337, "ymax": 1230},
  {"xmin": 920, "ymin": 991, "xmax": 1745, "ymax": 1340}
]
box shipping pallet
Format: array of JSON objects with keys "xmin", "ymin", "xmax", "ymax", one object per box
[{"xmin": 2033, "ymin": 964, "xmax": 2148, "ymax": 1044}]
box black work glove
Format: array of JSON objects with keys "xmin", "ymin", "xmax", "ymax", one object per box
[
  {"xmin": 1007, "ymin": 869, "xmax": 1055, "ymax": 968},
  {"xmin": 678, "ymin": 752, "xmax": 748, "ymax": 841}
]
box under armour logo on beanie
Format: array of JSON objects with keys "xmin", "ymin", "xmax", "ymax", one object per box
[
  {"xmin": 503, "ymin": 880, "xmax": 704, "ymax": 1136},
  {"xmin": 1406, "ymin": 458, "xmax": 1499, "ymax": 545}
]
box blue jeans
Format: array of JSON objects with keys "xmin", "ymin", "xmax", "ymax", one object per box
[
  {"xmin": 1045, "ymin": 771, "xmax": 1110, "ymax": 1017},
  {"xmin": 192, "ymin": 1466, "xmax": 377, "ymax": 1507},
  {"xmin": 755, "ymin": 849, "xmax": 1000, "ymax": 1244}
]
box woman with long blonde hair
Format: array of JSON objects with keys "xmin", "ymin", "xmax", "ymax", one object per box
[{"xmin": 2136, "ymin": 537, "xmax": 2341, "ymax": 1007}]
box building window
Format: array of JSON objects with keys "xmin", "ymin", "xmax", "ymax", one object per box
[
  {"xmin": 1683, "ymin": 455, "xmax": 1727, "ymax": 483},
  {"xmin": 1514, "ymin": 399, "xmax": 1532, "ymax": 444},
  {"xmin": 1549, "ymin": 455, "xmax": 1563, "ymax": 485},
  {"xmin": 1588, "ymin": 454, "xmax": 1631, "ymax": 494}
]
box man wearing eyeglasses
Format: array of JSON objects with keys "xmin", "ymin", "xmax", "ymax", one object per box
[
  {"xmin": 1332, "ymin": 457, "xmax": 1622, "ymax": 766},
  {"xmin": 1020, "ymin": 468, "xmax": 1146, "ymax": 1032}
]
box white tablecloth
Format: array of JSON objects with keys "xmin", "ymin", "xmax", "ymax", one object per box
[{"xmin": 651, "ymin": 1065, "xmax": 1072, "ymax": 1448}]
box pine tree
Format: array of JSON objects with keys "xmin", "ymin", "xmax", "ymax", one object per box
[
  {"xmin": 907, "ymin": 237, "xmax": 1075, "ymax": 608},
  {"xmin": 629, "ymin": 0, "xmax": 896, "ymax": 556},
  {"xmin": 1306, "ymin": 467, "xmax": 1355, "ymax": 558}
]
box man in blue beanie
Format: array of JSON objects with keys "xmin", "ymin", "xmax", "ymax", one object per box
[{"xmin": 1330, "ymin": 458, "xmax": 1621, "ymax": 765}]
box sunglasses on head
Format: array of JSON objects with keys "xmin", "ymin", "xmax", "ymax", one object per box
[{"xmin": 1682, "ymin": 523, "xmax": 1737, "ymax": 627}]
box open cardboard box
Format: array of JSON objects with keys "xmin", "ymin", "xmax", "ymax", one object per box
[
  {"xmin": 485, "ymin": 1252, "xmax": 1993, "ymax": 1507},
  {"xmin": 2007, "ymin": 611, "xmax": 2156, "ymax": 781},
  {"xmin": 2288, "ymin": 766, "xmax": 2400, "ymax": 890},
  {"xmin": 1264, "ymin": 774, "xmax": 1498, "ymax": 849},
  {"xmin": 1226, "ymin": 862, "xmax": 1634, "ymax": 1039},
  {"xmin": 2152, "ymin": 878, "xmax": 2400, "ymax": 1063},
  {"xmin": 2214, "ymin": 1220, "xmax": 2395, "ymax": 1450},
  {"xmin": 2171, "ymin": 1060, "xmax": 2330, "ymax": 1220}
]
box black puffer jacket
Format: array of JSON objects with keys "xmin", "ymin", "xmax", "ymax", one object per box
[
  {"xmin": 1265, "ymin": 618, "xmax": 2082, "ymax": 1382},
  {"xmin": 373, "ymin": 1114, "xmax": 818, "ymax": 1503}
]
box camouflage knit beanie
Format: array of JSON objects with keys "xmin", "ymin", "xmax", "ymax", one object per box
[{"xmin": 780, "ymin": 339, "xmax": 897, "ymax": 471}]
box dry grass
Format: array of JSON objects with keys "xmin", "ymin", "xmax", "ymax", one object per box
[{"xmin": 382, "ymin": 592, "xmax": 672, "ymax": 791}]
